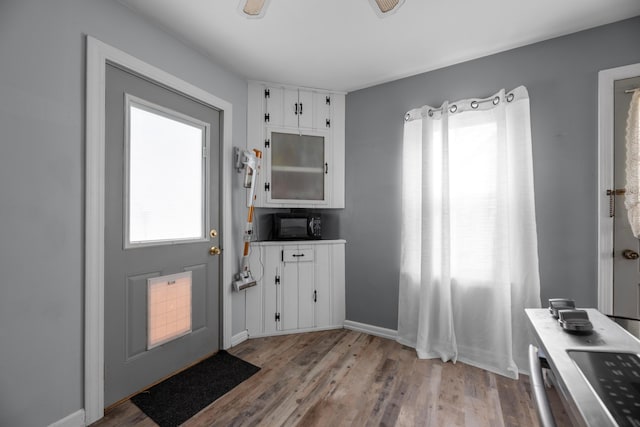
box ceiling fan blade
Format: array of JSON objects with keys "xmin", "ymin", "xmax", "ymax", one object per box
[
  {"xmin": 240, "ymin": 0, "xmax": 270, "ymax": 18},
  {"xmin": 376, "ymin": 0, "xmax": 399, "ymax": 13},
  {"xmin": 369, "ymin": 0, "xmax": 405, "ymax": 17},
  {"xmin": 239, "ymin": 0, "xmax": 404, "ymax": 19}
]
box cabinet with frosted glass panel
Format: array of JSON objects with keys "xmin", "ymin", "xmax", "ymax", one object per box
[{"xmin": 247, "ymin": 81, "xmax": 345, "ymax": 208}]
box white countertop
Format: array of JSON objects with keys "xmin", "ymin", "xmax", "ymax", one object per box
[
  {"xmin": 254, "ymin": 239, "xmax": 346, "ymax": 246},
  {"xmin": 525, "ymin": 308, "xmax": 640, "ymax": 427}
]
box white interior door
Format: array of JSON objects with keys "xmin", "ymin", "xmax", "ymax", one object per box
[
  {"xmin": 613, "ymin": 75, "xmax": 640, "ymax": 321},
  {"xmin": 104, "ymin": 63, "xmax": 221, "ymax": 406}
]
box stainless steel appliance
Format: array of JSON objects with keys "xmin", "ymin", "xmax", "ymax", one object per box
[{"xmin": 526, "ymin": 308, "xmax": 640, "ymax": 427}]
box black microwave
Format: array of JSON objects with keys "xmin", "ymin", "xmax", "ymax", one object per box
[{"xmin": 272, "ymin": 213, "xmax": 322, "ymax": 240}]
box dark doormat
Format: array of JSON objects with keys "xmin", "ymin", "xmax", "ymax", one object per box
[{"xmin": 131, "ymin": 350, "xmax": 260, "ymax": 427}]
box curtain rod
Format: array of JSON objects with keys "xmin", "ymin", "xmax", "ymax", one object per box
[{"xmin": 424, "ymin": 92, "xmax": 515, "ymax": 117}]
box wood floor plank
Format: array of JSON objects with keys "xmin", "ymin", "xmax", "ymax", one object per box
[
  {"xmin": 394, "ymin": 356, "xmax": 433, "ymax": 426},
  {"xmin": 92, "ymin": 329, "xmax": 558, "ymax": 427},
  {"xmin": 436, "ymin": 359, "xmax": 466, "ymax": 426},
  {"xmin": 463, "ymin": 365, "xmax": 493, "ymax": 427},
  {"xmin": 261, "ymin": 330, "xmax": 363, "ymax": 426},
  {"xmin": 187, "ymin": 330, "xmax": 349, "ymax": 427},
  {"xmin": 307, "ymin": 333, "xmax": 389, "ymax": 426}
]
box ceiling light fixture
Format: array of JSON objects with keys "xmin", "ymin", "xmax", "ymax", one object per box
[{"xmin": 238, "ymin": 0, "xmax": 404, "ymax": 19}]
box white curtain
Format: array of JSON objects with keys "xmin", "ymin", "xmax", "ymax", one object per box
[
  {"xmin": 625, "ymin": 90, "xmax": 640, "ymax": 237},
  {"xmin": 397, "ymin": 86, "xmax": 541, "ymax": 379}
]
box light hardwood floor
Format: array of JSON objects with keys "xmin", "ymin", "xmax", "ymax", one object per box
[{"xmin": 93, "ymin": 329, "xmax": 571, "ymax": 426}]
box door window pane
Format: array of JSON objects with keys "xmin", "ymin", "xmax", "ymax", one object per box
[{"xmin": 127, "ymin": 98, "xmax": 207, "ymax": 245}]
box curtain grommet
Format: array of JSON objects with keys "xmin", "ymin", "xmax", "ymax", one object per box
[
  {"xmin": 449, "ymin": 105, "xmax": 457, "ymax": 113},
  {"xmin": 493, "ymin": 96, "xmax": 500, "ymax": 105},
  {"xmin": 405, "ymin": 113, "xmax": 411, "ymax": 121},
  {"xmin": 471, "ymin": 100, "xmax": 479, "ymax": 109},
  {"xmin": 428, "ymin": 109, "xmax": 434, "ymax": 117},
  {"xmin": 506, "ymin": 93, "xmax": 515, "ymax": 102}
]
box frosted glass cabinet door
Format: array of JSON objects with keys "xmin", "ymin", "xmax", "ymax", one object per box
[{"xmin": 270, "ymin": 130, "xmax": 327, "ymax": 202}]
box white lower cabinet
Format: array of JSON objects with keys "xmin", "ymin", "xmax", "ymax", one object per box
[{"xmin": 245, "ymin": 240, "xmax": 345, "ymax": 337}]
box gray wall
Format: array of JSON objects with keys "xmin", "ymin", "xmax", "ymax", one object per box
[
  {"xmin": 0, "ymin": 1, "xmax": 247, "ymax": 426},
  {"xmin": 0, "ymin": 0, "xmax": 638, "ymax": 424},
  {"xmin": 341, "ymin": 16, "xmax": 640, "ymax": 330}
]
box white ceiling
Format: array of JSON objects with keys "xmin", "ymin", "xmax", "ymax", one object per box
[{"xmin": 119, "ymin": 0, "xmax": 640, "ymax": 92}]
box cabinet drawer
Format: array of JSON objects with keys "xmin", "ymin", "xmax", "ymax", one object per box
[{"xmin": 282, "ymin": 248, "xmax": 314, "ymax": 262}]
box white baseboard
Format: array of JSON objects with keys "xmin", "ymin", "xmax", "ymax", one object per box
[
  {"xmin": 230, "ymin": 330, "xmax": 249, "ymax": 347},
  {"xmin": 246, "ymin": 325, "xmax": 343, "ymax": 339},
  {"xmin": 48, "ymin": 409, "xmax": 85, "ymax": 427},
  {"xmin": 343, "ymin": 320, "xmax": 397, "ymax": 340}
]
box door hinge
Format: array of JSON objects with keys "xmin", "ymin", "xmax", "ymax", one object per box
[
  {"xmin": 264, "ymin": 113, "xmax": 270, "ymax": 123},
  {"xmin": 265, "ymin": 88, "xmax": 270, "ymax": 98},
  {"xmin": 275, "ymin": 275, "xmax": 280, "ymax": 285},
  {"xmin": 264, "ymin": 182, "xmax": 270, "ymax": 192},
  {"xmin": 326, "ymin": 96, "xmax": 331, "ymax": 105},
  {"xmin": 607, "ymin": 189, "xmax": 626, "ymax": 218},
  {"xmin": 326, "ymin": 119, "xmax": 331, "ymax": 128},
  {"xmin": 313, "ymin": 290, "xmax": 317, "ymax": 303},
  {"xmin": 202, "ymin": 146, "xmax": 209, "ymax": 158},
  {"xmin": 275, "ymin": 312, "xmax": 280, "ymax": 322},
  {"xmin": 265, "ymin": 139, "xmax": 270, "ymax": 148},
  {"xmin": 325, "ymin": 163, "xmax": 329, "ymax": 174}
]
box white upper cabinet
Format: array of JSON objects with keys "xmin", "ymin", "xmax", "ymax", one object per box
[
  {"xmin": 247, "ymin": 81, "xmax": 345, "ymax": 208},
  {"xmin": 266, "ymin": 86, "xmax": 331, "ymax": 130}
]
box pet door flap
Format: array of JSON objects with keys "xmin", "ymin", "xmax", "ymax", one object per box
[{"xmin": 147, "ymin": 271, "xmax": 192, "ymax": 349}]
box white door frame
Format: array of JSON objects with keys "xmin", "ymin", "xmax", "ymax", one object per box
[
  {"xmin": 597, "ymin": 62, "xmax": 640, "ymax": 316},
  {"xmin": 85, "ymin": 36, "xmax": 234, "ymax": 424}
]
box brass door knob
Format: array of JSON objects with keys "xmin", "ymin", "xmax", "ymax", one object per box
[
  {"xmin": 209, "ymin": 246, "xmax": 221, "ymax": 256},
  {"xmin": 210, "ymin": 229, "xmax": 218, "ymax": 238},
  {"xmin": 622, "ymin": 249, "xmax": 639, "ymax": 260}
]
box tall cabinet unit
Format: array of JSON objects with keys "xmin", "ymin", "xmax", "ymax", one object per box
[
  {"xmin": 247, "ymin": 81, "xmax": 345, "ymax": 208},
  {"xmin": 245, "ymin": 240, "xmax": 346, "ymax": 338}
]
